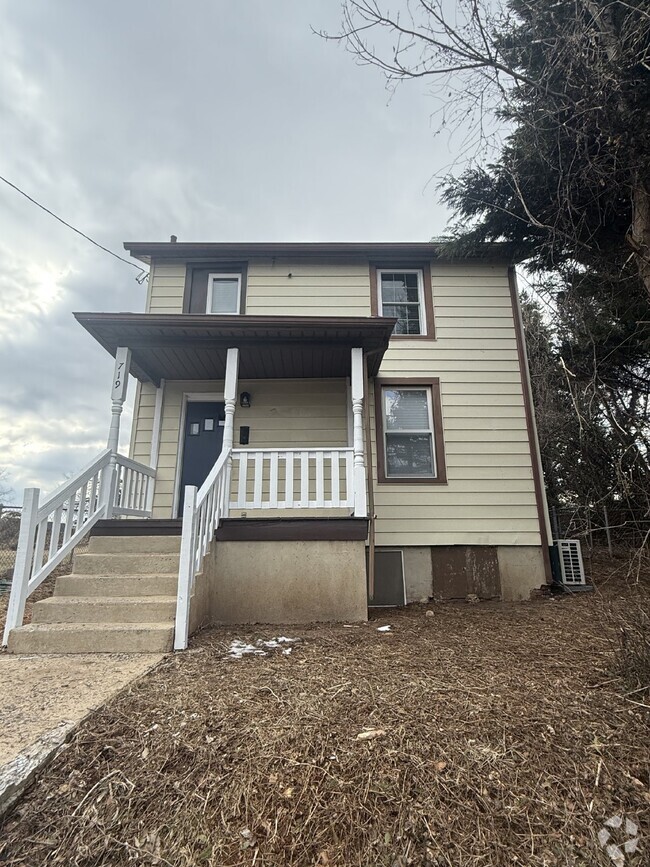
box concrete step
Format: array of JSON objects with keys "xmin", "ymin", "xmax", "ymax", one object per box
[
  {"xmin": 88, "ymin": 535, "xmax": 182, "ymax": 555},
  {"xmin": 55, "ymin": 573, "xmax": 177, "ymax": 598},
  {"xmin": 32, "ymin": 595, "xmax": 176, "ymax": 624},
  {"xmin": 72, "ymin": 552, "xmax": 180, "ymax": 576},
  {"xmin": 7, "ymin": 622, "xmax": 174, "ymax": 654}
]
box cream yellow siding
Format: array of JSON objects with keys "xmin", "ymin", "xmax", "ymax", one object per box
[
  {"xmin": 245, "ymin": 259, "xmax": 370, "ymax": 316},
  {"xmin": 135, "ymin": 256, "xmax": 542, "ymax": 547},
  {"xmin": 371, "ymin": 263, "xmax": 540, "ymax": 547},
  {"xmin": 144, "ymin": 379, "xmax": 348, "ymax": 517},
  {"xmin": 147, "ymin": 262, "xmax": 186, "ymax": 313},
  {"xmin": 145, "ymin": 258, "xmax": 372, "ymax": 316}
]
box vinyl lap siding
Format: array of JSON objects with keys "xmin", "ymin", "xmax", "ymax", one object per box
[
  {"xmin": 148, "ymin": 379, "xmax": 348, "ymax": 517},
  {"xmin": 372, "ymin": 264, "xmax": 541, "ymax": 547},
  {"xmin": 145, "ymin": 259, "xmax": 372, "ymax": 316},
  {"xmin": 245, "ymin": 259, "xmax": 371, "ymax": 316},
  {"xmin": 139, "ymin": 256, "xmax": 542, "ymax": 546}
]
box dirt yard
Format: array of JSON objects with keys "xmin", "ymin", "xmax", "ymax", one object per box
[{"xmin": 1, "ymin": 556, "xmax": 649, "ymax": 866}]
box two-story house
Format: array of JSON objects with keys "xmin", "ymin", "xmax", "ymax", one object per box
[{"xmin": 4, "ymin": 241, "xmax": 552, "ymax": 654}]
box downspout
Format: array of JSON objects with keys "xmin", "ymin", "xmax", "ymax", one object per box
[{"xmin": 363, "ymin": 351, "xmax": 378, "ymax": 601}]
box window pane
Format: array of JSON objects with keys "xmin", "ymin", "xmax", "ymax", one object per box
[
  {"xmin": 209, "ymin": 278, "xmax": 239, "ymax": 313},
  {"xmin": 386, "ymin": 433, "xmax": 434, "ymax": 476},
  {"xmin": 380, "ymin": 273, "xmax": 419, "ymax": 303},
  {"xmin": 383, "ymin": 303, "xmax": 421, "ymax": 335},
  {"xmin": 384, "ymin": 389, "xmax": 430, "ymax": 431}
]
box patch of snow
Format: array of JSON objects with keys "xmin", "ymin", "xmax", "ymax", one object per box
[{"xmin": 227, "ymin": 637, "xmax": 300, "ymax": 659}]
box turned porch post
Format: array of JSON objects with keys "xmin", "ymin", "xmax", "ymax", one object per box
[
  {"xmin": 222, "ymin": 347, "xmax": 239, "ymax": 517},
  {"xmin": 101, "ymin": 346, "xmax": 131, "ymax": 516},
  {"xmin": 351, "ymin": 347, "xmax": 367, "ymax": 518}
]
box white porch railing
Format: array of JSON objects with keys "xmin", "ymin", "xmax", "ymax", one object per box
[
  {"xmin": 113, "ymin": 454, "xmax": 156, "ymax": 516},
  {"xmin": 230, "ymin": 448, "xmax": 355, "ymax": 511},
  {"xmin": 2, "ymin": 449, "xmax": 155, "ymax": 645},
  {"xmin": 174, "ymin": 447, "xmax": 231, "ymax": 651}
]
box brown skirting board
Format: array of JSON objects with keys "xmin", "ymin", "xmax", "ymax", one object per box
[
  {"xmin": 90, "ymin": 519, "xmax": 183, "ymax": 536},
  {"xmin": 215, "ymin": 517, "xmax": 369, "ymax": 542}
]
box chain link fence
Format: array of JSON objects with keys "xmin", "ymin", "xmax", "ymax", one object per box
[
  {"xmin": 0, "ymin": 505, "xmax": 21, "ymax": 590},
  {"xmin": 550, "ymin": 504, "xmax": 650, "ymax": 552}
]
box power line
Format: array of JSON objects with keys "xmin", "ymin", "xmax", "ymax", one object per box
[{"xmin": 0, "ymin": 173, "xmax": 149, "ymax": 283}]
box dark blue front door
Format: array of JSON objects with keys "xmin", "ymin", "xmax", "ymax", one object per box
[{"xmin": 178, "ymin": 401, "xmax": 225, "ymax": 515}]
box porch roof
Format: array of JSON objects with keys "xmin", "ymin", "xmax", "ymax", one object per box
[{"xmin": 74, "ymin": 313, "xmax": 396, "ymax": 384}]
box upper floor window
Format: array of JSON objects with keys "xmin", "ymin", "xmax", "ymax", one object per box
[
  {"xmin": 370, "ymin": 263, "xmax": 435, "ymax": 338},
  {"xmin": 183, "ymin": 262, "xmax": 247, "ymax": 314},
  {"xmin": 378, "ymin": 270, "xmax": 424, "ymax": 335},
  {"xmin": 207, "ymin": 273, "xmax": 243, "ymax": 314}
]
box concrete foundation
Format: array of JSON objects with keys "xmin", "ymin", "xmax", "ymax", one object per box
[
  {"xmin": 375, "ymin": 544, "xmax": 548, "ymax": 604},
  {"xmin": 203, "ymin": 539, "xmax": 367, "ymax": 624},
  {"xmin": 497, "ymin": 546, "xmax": 548, "ymax": 601}
]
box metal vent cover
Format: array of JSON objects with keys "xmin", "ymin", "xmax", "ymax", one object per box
[{"xmin": 556, "ymin": 539, "xmax": 586, "ymax": 585}]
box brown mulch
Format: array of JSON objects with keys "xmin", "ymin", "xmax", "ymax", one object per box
[{"xmin": 1, "ymin": 562, "xmax": 649, "ymax": 866}]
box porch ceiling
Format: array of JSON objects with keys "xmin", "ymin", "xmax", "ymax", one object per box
[{"xmin": 74, "ymin": 313, "xmax": 396, "ymax": 384}]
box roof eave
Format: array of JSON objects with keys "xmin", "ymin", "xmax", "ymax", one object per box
[{"xmin": 123, "ymin": 240, "xmax": 515, "ymax": 266}]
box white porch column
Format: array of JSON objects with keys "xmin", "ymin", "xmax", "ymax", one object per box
[
  {"xmin": 351, "ymin": 347, "xmax": 367, "ymax": 518},
  {"xmin": 222, "ymin": 347, "xmax": 239, "ymax": 517},
  {"xmin": 101, "ymin": 346, "xmax": 131, "ymax": 516},
  {"xmin": 146, "ymin": 378, "xmax": 165, "ymax": 513}
]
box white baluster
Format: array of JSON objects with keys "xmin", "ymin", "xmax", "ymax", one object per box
[
  {"xmin": 315, "ymin": 451, "xmax": 324, "ymax": 507},
  {"xmin": 331, "ymin": 451, "xmax": 340, "ymax": 508},
  {"xmin": 284, "ymin": 452, "xmax": 294, "ymax": 508},
  {"xmin": 269, "ymin": 451, "xmax": 279, "ymax": 509},
  {"xmin": 300, "ymin": 451, "xmax": 309, "ymax": 508}
]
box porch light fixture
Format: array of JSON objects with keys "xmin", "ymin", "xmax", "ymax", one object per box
[{"xmin": 239, "ymin": 391, "xmax": 251, "ymax": 408}]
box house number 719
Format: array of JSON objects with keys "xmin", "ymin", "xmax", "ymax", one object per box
[{"xmin": 111, "ymin": 347, "xmax": 131, "ymax": 402}]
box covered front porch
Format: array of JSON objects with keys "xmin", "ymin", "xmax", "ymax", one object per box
[{"xmin": 76, "ymin": 313, "xmax": 395, "ymax": 526}]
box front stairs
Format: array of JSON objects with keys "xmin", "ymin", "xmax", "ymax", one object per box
[{"xmin": 6, "ymin": 534, "xmax": 179, "ymax": 654}]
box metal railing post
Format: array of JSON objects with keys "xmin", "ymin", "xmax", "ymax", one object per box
[{"xmin": 2, "ymin": 487, "xmax": 39, "ymax": 645}]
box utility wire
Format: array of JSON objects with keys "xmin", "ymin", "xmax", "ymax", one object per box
[{"xmin": 0, "ymin": 173, "xmax": 149, "ymax": 283}]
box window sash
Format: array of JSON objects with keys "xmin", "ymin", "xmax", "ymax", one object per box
[
  {"xmin": 378, "ymin": 269, "xmax": 425, "ymax": 336},
  {"xmin": 381, "ymin": 386, "xmax": 437, "ymax": 478},
  {"xmin": 206, "ymin": 273, "xmax": 242, "ymax": 314}
]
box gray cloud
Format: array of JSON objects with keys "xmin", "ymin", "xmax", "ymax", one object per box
[{"xmin": 0, "ymin": 0, "xmax": 455, "ymax": 501}]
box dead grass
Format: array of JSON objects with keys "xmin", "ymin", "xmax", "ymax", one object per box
[{"xmin": 1, "ymin": 567, "xmax": 649, "ymax": 866}]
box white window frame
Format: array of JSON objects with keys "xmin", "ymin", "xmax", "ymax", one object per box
[
  {"xmin": 206, "ymin": 272, "xmax": 242, "ymax": 315},
  {"xmin": 381, "ymin": 385, "xmax": 437, "ymax": 479},
  {"xmin": 377, "ymin": 269, "xmax": 426, "ymax": 336}
]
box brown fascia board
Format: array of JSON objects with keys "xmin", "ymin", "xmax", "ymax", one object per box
[{"xmin": 123, "ymin": 240, "xmax": 514, "ymax": 265}]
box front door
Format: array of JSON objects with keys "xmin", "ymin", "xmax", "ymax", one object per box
[{"xmin": 178, "ymin": 401, "xmax": 225, "ymax": 515}]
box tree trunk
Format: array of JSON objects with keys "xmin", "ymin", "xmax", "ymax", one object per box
[{"xmin": 629, "ymin": 178, "xmax": 650, "ymax": 299}]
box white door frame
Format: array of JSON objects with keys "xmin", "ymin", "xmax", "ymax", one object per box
[{"xmin": 172, "ymin": 391, "xmax": 225, "ymax": 518}]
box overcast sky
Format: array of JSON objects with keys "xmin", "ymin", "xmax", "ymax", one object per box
[{"xmin": 0, "ymin": 0, "xmax": 467, "ymax": 502}]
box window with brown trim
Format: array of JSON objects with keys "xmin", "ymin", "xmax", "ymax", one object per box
[
  {"xmin": 374, "ymin": 378, "xmax": 447, "ymax": 484},
  {"xmin": 370, "ymin": 262, "xmax": 435, "ymax": 339},
  {"xmin": 183, "ymin": 262, "xmax": 248, "ymax": 314}
]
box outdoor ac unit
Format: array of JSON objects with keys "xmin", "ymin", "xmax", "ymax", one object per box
[{"xmin": 555, "ymin": 539, "xmax": 586, "ymax": 586}]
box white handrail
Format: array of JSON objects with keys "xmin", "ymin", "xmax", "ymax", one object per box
[
  {"xmin": 174, "ymin": 448, "xmax": 231, "ymax": 651},
  {"xmin": 230, "ymin": 447, "xmax": 355, "ymax": 511},
  {"xmin": 2, "ymin": 450, "xmax": 157, "ymax": 645}
]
